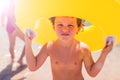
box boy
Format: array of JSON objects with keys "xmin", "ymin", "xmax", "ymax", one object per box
[{"xmin": 25, "ymin": 16, "xmax": 113, "ymax": 80}]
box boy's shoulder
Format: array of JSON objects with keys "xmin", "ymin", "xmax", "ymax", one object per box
[
  {"xmin": 44, "ymin": 41, "xmax": 55, "ymax": 49},
  {"xmin": 47, "ymin": 41, "xmax": 55, "ymax": 45},
  {"xmin": 78, "ymin": 41, "xmax": 90, "ymax": 51},
  {"xmin": 75, "ymin": 41, "xmax": 91, "ymax": 56},
  {"xmin": 80, "ymin": 41, "xmax": 88, "ymax": 47}
]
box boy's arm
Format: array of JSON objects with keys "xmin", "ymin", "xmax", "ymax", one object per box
[
  {"xmin": 83, "ymin": 42, "xmax": 113, "ymax": 77},
  {"xmin": 25, "ymin": 33, "xmax": 48, "ymax": 71}
]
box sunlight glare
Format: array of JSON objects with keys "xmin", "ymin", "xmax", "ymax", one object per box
[{"xmin": 0, "ymin": 0, "xmax": 10, "ymax": 14}]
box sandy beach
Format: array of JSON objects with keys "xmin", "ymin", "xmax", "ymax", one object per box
[{"xmin": 0, "ymin": 26, "xmax": 120, "ymax": 80}]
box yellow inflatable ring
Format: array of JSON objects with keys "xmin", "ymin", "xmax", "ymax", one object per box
[{"xmin": 15, "ymin": 0, "xmax": 120, "ymax": 51}]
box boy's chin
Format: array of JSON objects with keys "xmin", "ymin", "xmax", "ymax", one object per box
[{"xmin": 60, "ymin": 37, "xmax": 73, "ymax": 42}]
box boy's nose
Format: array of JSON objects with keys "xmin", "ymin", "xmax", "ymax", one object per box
[{"xmin": 62, "ymin": 26, "xmax": 69, "ymax": 31}]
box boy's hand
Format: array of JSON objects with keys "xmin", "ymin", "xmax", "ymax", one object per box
[
  {"xmin": 102, "ymin": 36, "xmax": 116, "ymax": 55},
  {"xmin": 25, "ymin": 28, "xmax": 37, "ymax": 40},
  {"xmin": 105, "ymin": 36, "xmax": 116, "ymax": 46}
]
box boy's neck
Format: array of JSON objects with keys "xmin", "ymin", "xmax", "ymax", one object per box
[{"xmin": 56, "ymin": 39, "xmax": 76, "ymax": 48}]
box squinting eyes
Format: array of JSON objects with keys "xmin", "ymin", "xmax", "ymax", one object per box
[
  {"xmin": 57, "ymin": 24, "xmax": 63, "ymax": 27},
  {"xmin": 57, "ymin": 24, "xmax": 74, "ymax": 27},
  {"xmin": 68, "ymin": 24, "xmax": 74, "ymax": 27}
]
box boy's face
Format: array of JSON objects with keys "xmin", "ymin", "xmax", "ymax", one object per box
[{"xmin": 53, "ymin": 16, "xmax": 81, "ymax": 41}]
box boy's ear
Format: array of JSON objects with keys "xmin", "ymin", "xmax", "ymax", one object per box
[
  {"xmin": 53, "ymin": 25, "xmax": 55, "ymax": 30},
  {"xmin": 78, "ymin": 24, "xmax": 83, "ymax": 31},
  {"xmin": 77, "ymin": 27, "xmax": 81, "ymax": 32},
  {"xmin": 76, "ymin": 25, "xmax": 83, "ymax": 34},
  {"xmin": 79, "ymin": 20, "xmax": 84, "ymax": 32},
  {"xmin": 76, "ymin": 26, "xmax": 81, "ymax": 34}
]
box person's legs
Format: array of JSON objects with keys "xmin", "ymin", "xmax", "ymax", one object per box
[
  {"xmin": 8, "ymin": 33, "xmax": 16, "ymax": 64},
  {"xmin": 14, "ymin": 26, "xmax": 25, "ymax": 65},
  {"xmin": 17, "ymin": 46, "xmax": 25, "ymax": 65}
]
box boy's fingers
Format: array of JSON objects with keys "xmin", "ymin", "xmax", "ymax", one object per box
[
  {"xmin": 25, "ymin": 28, "xmax": 37, "ymax": 39},
  {"xmin": 105, "ymin": 36, "xmax": 116, "ymax": 46}
]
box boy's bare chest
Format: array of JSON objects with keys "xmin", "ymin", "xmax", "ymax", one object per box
[{"xmin": 49, "ymin": 47, "xmax": 83, "ymax": 67}]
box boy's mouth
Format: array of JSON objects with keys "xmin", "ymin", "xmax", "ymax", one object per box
[{"xmin": 61, "ymin": 33, "xmax": 70, "ymax": 36}]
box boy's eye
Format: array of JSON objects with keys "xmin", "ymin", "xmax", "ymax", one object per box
[
  {"xmin": 57, "ymin": 24, "xmax": 63, "ymax": 27},
  {"xmin": 68, "ymin": 24, "xmax": 74, "ymax": 27}
]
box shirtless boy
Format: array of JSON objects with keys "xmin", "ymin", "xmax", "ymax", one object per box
[{"xmin": 25, "ymin": 16, "xmax": 113, "ymax": 80}]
